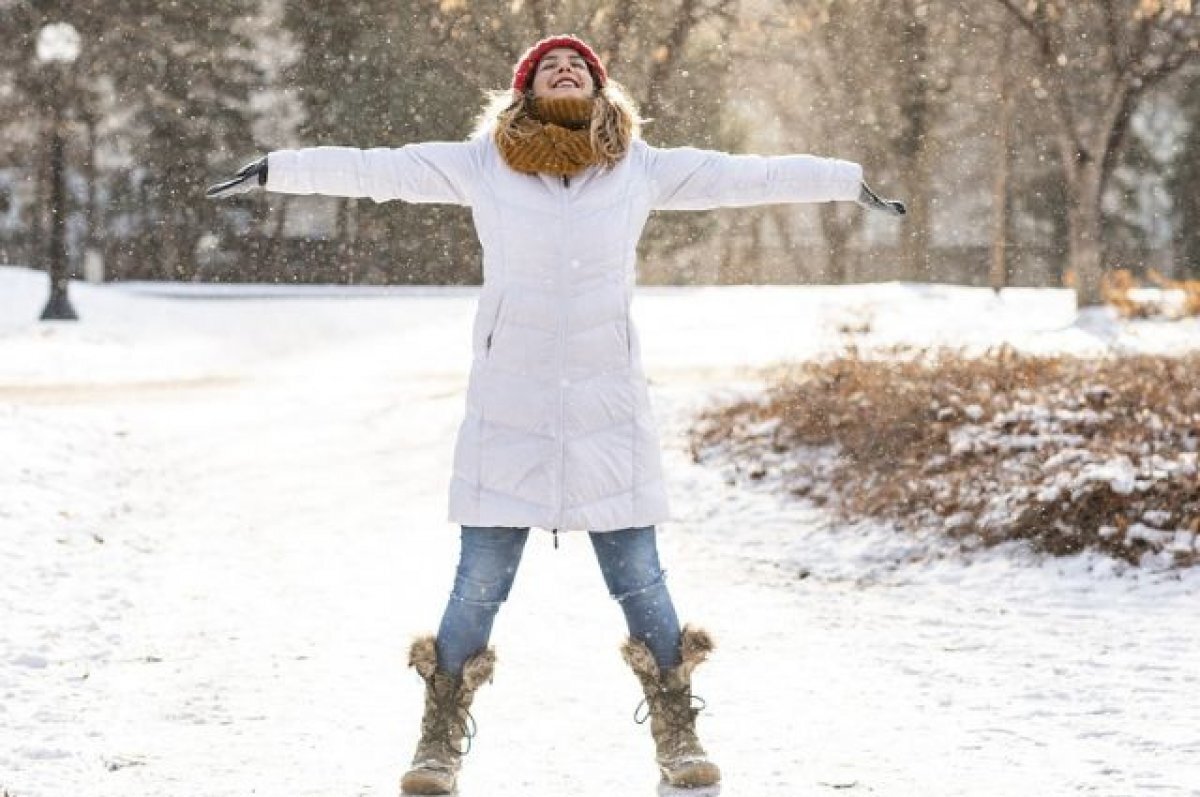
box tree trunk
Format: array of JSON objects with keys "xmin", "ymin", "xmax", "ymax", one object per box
[
  {"xmin": 768, "ymin": 207, "xmax": 801, "ymax": 283},
  {"xmin": 268, "ymin": 197, "xmax": 290, "ymax": 278},
  {"xmin": 902, "ymin": 144, "xmax": 934, "ymax": 282},
  {"xmin": 819, "ymin": 204, "xmax": 857, "ymax": 284},
  {"xmin": 717, "ymin": 217, "xmax": 739, "ymax": 285},
  {"xmin": 1067, "ymin": 167, "xmax": 1105, "ymax": 307},
  {"xmin": 989, "ymin": 25, "xmax": 1015, "ymax": 293},
  {"xmin": 641, "ymin": 0, "xmax": 700, "ymax": 121},
  {"xmin": 527, "ymin": 0, "xmax": 554, "ymax": 35},
  {"xmin": 748, "ymin": 213, "xmax": 765, "ymax": 283},
  {"xmin": 602, "ymin": 0, "xmax": 637, "ymax": 64},
  {"xmin": 334, "ymin": 197, "xmax": 352, "ymax": 273},
  {"xmin": 897, "ymin": 3, "xmax": 934, "ymax": 282}
]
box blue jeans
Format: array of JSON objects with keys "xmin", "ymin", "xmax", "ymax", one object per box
[{"xmin": 435, "ymin": 525, "xmax": 682, "ymax": 676}]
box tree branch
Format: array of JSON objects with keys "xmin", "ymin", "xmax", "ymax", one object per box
[
  {"xmin": 642, "ymin": 0, "xmax": 702, "ymax": 120},
  {"xmin": 996, "ymin": 0, "xmax": 1051, "ymax": 45},
  {"xmin": 1101, "ymin": 0, "xmax": 1130, "ymax": 75},
  {"xmin": 604, "ymin": 0, "xmax": 638, "ymax": 67},
  {"xmin": 1097, "ymin": 78, "xmax": 1137, "ymax": 188}
]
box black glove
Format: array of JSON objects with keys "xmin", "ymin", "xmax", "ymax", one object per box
[
  {"xmin": 857, "ymin": 181, "xmax": 906, "ymax": 217},
  {"xmin": 205, "ymin": 156, "xmax": 268, "ymax": 199}
]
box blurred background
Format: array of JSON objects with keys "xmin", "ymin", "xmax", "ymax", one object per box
[{"xmin": 0, "ymin": 0, "xmax": 1196, "ymax": 305}]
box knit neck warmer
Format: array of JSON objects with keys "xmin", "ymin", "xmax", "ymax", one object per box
[{"xmin": 495, "ymin": 97, "xmax": 598, "ymax": 178}]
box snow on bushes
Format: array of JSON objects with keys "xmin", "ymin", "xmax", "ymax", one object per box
[
  {"xmin": 1103, "ymin": 268, "xmax": 1200, "ymax": 319},
  {"xmin": 689, "ymin": 347, "xmax": 1200, "ymax": 568}
]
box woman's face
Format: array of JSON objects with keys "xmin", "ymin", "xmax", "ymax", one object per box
[{"xmin": 530, "ymin": 47, "xmax": 595, "ymax": 100}]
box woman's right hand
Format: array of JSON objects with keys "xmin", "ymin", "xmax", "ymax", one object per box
[
  {"xmin": 857, "ymin": 181, "xmax": 906, "ymax": 217},
  {"xmin": 205, "ymin": 156, "xmax": 268, "ymax": 199}
]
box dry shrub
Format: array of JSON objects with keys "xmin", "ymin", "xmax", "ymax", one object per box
[
  {"xmin": 1102, "ymin": 269, "xmax": 1149, "ymax": 318},
  {"xmin": 690, "ymin": 348, "xmax": 1200, "ymax": 567},
  {"xmin": 1148, "ymin": 269, "xmax": 1200, "ymax": 316},
  {"xmin": 1102, "ymin": 268, "xmax": 1200, "ymax": 319}
]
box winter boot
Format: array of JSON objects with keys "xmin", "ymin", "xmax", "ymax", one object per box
[
  {"xmin": 400, "ymin": 636, "xmax": 495, "ymax": 796},
  {"xmin": 621, "ymin": 625, "xmax": 722, "ymax": 789}
]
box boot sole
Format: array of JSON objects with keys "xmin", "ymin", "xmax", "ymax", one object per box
[
  {"xmin": 400, "ymin": 769, "xmax": 457, "ymax": 795},
  {"xmin": 660, "ymin": 760, "xmax": 722, "ymax": 789},
  {"xmin": 658, "ymin": 782, "xmax": 722, "ymax": 796}
]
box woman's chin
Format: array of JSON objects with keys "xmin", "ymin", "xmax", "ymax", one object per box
[{"xmin": 542, "ymin": 88, "xmax": 588, "ymax": 101}]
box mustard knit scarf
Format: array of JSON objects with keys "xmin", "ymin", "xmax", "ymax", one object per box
[{"xmin": 495, "ymin": 97, "xmax": 598, "ymax": 178}]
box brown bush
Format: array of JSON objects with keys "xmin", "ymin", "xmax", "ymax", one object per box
[
  {"xmin": 1102, "ymin": 268, "xmax": 1200, "ymax": 319},
  {"xmin": 690, "ymin": 348, "xmax": 1200, "ymax": 567}
]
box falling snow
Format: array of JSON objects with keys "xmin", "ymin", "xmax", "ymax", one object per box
[{"xmin": 3, "ymin": 267, "xmax": 1199, "ymax": 797}]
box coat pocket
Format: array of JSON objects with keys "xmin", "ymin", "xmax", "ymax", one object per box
[{"xmin": 483, "ymin": 290, "xmax": 507, "ymax": 360}]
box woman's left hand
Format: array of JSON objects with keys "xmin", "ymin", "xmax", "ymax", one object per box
[
  {"xmin": 206, "ymin": 156, "xmax": 268, "ymax": 199},
  {"xmin": 857, "ymin": 181, "xmax": 906, "ymax": 217}
]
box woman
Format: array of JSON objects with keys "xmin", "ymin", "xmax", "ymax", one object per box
[{"xmin": 209, "ymin": 34, "xmax": 902, "ymax": 795}]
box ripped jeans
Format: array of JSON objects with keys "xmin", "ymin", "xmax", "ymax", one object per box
[{"xmin": 435, "ymin": 525, "xmax": 682, "ymax": 676}]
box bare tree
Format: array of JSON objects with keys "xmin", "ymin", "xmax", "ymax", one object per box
[
  {"xmin": 991, "ymin": 0, "xmax": 1199, "ymax": 305},
  {"xmin": 892, "ymin": 0, "xmax": 941, "ymax": 281},
  {"xmin": 1170, "ymin": 63, "xmax": 1200, "ymax": 277},
  {"xmin": 989, "ymin": 22, "xmax": 1017, "ymax": 292},
  {"xmin": 772, "ymin": 0, "xmax": 955, "ymax": 282},
  {"xmin": 1, "ymin": 1, "xmax": 262, "ymax": 281}
]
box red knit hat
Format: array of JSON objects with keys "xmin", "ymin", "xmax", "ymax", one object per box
[{"xmin": 511, "ymin": 34, "xmax": 607, "ymax": 94}]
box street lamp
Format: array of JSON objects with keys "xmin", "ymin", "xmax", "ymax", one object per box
[{"xmin": 37, "ymin": 22, "xmax": 81, "ymax": 321}]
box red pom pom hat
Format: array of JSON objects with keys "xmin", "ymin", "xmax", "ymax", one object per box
[{"xmin": 511, "ymin": 34, "xmax": 608, "ymax": 94}]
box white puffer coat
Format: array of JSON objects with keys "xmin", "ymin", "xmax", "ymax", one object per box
[{"xmin": 266, "ymin": 133, "xmax": 862, "ymax": 533}]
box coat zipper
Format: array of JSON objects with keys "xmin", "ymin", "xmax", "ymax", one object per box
[{"xmin": 554, "ymin": 174, "xmax": 569, "ymax": 535}]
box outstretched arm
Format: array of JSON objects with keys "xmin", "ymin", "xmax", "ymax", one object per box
[
  {"xmin": 642, "ymin": 143, "xmax": 903, "ymax": 217},
  {"xmin": 206, "ymin": 140, "xmax": 482, "ymax": 206},
  {"xmin": 643, "ymin": 143, "xmax": 861, "ymax": 210}
]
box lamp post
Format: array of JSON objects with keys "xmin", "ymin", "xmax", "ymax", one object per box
[{"xmin": 37, "ymin": 22, "xmax": 81, "ymax": 321}]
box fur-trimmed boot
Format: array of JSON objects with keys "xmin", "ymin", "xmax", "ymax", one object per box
[
  {"xmin": 621, "ymin": 625, "xmax": 722, "ymax": 789},
  {"xmin": 399, "ymin": 636, "xmax": 495, "ymax": 796}
]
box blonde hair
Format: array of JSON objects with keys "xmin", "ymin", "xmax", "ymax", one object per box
[{"xmin": 475, "ymin": 81, "xmax": 643, "ymax": 170}]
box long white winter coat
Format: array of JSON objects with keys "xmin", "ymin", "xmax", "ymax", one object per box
[{"xmin": 266, "ymin": 132, "xmax": 862, "ymax": 533}]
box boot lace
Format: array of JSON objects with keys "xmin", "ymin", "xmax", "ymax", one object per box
[
  {"xmin": 417, "ymin": 687, "xmax": 479, "ymax": 761},
  {"xmin": 633, "ymin": 693, "xmax": 707, "ymax": 726},
  {"xmin": 634, "ymin": 688, "xmax": 708, "ymax": 759}
]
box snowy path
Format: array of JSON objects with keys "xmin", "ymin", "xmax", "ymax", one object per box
[{"xmin": 3, "ymin": 274, "xmax": 1199, "ymax": 796}]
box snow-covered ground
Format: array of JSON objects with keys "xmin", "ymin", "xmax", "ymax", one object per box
[{"xmin": 2, "ymin": 265, "xmax": 1198, "ymax": 797}]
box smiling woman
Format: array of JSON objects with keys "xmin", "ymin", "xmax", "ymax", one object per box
[
  {"xmin": 484, "ymin": 35, "xmax": 635, "ymax": 177},
  {"xmin": 531, "ymin": 47, "xmax": 595, "ymax": 97},
  {"xmin": 206, "ymin": 31, "xmax": 904, "ymax": 796}
]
